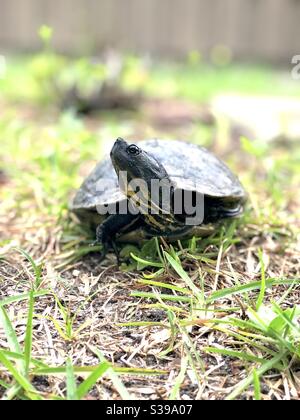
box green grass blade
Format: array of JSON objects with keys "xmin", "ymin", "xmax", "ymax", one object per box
[
  {"xmin": 142, "ymin": 269, "xmax": 165, "ymax": 279},
  {"xmin": 117, "ymin": 321, "xmax": 169, "ymax": 328},
  {"xmin": 24, "ymin": 291, "xmax": 34, "ymax": 376},
  {"xmin": 207, "ymin": 278, "xmax": 299, "ymax": 304},
  {"xmin": 131, "ymin": 291, "xmax": 192, "ymax": 303},
  {"xmin": 0, "ymin": 290, "xmax": 49, "ymax": 307},
  {"xmin": 2, "ymin": 384, "xmax": 24, "ymax": 401},
  {"xmin": 208, "ymin": 324, "xmax": 279, "ymax": 356},
  {"xmin": 275, "ymin": 279, "xmax": 298, "ymax": 305},
  {"xmin": 0, "ymin": 306, "xmax": 25, "ymax": 375},
  {"xmin": 169, "ymin": 356, "xmax": 188, "ymax": 400},
  {"xmin": 159, "ymin": 310, "xmax": 178, "ymax": 358},
  {"xmin": 13, "ymin": 247, "xmax": 42, "ymax": 288},
  {"xmin": 45, "ymin": 315, "xmax": 71, "ymax": 341},
  {"xmin": 256, "ymin": 249, "xmax": 266, "ymax": 310},
  {"xmin": 130, "ymin": 253, "xmax": 164, "ymax": 268},
  {"xmin": 76, "ymin": 361, "xmax": 110, "ymax": 400},
  {"xmin": 226, "ymin": 352, "xmax": 287, "ymax": 400},
  {"xmin": 66, "ymin": 359, "xmax": 78, "ymax": 400},
  {"xmin": 89, "ymin": 347, "xmax": 133, "ymax": 400},
  {"xmin": 0, "ymin": 379, "xmax": 10, "ymax": 390},
  {"xmin": 32, "ymin": 366, "xmax": 167, "ymax": 376},
  {"xmin": 164, "ymin": 252, "xmax": 201, "ymax": 299},
  {"xmin": 2, "ymin": 350, "xmax": 48, "ymax": 369},
  {"xmin": 253, "ymin": 369, "xmax": 261, "ymax": 400},
  {"xmin": 0, "ymin": 306, "xmax": 22, "ymax": 354},
  {"xmin": 180, "ymin": 325, "xmax": 205, "ymax": 372},
  {"xmin": 204, "ymin": 347, "xmax": 264, "ymax": 364},
  {"xmin": 137, "ymin": 279, "xmax": 191, "ymax": 295},
  {"xmin": 0, "ymin": 350, "xmax": 41, "ymax": 400}
]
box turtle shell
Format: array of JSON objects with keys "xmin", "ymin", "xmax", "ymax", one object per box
[{"xmin": 71, "ymin": 139, "xmax": 245, "ymax": 214}]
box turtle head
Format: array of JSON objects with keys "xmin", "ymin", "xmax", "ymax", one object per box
[
  {"xmin": 110, "ymin": 138, "xmax": 173, "ymax": 211},
  {"xmin": 111, "ymin": 138, "xmax": 170, "ymax": 187}
]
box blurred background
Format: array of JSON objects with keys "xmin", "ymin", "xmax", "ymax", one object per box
[
  {"xmin": 1, "ymin": 0, "xmax": 300, "ymax": 62},
  {"xmin": 1, "ymin": 0, "xmax": 300, "ymax": 137}
]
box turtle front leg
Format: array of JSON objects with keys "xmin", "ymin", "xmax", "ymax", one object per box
[{"xmin": 94, "ymin": 214, "xmax": 141, "ymax": 264}]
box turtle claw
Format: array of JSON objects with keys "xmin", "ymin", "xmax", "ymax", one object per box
[{"xmin": 90, "ymin": 240, "xmax": 98, "ymax": 248}]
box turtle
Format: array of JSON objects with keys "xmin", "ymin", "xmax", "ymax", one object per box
[{"xmin": 71, "ymin": 138, "xmax": 246, "ymax": 261}]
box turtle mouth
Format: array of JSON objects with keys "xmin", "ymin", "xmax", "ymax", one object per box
[
  {"xmin": 110, "ymin": 137, "xmax": 128, "ymax": 157},
  {"xmin": 110, "ymin": 137, "xmax": 129, "ymax": 173}
]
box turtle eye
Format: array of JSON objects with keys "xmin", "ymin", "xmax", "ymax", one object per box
[{"xmin": 127, "ymin": 144, "xmax": 141, "ymax": 156}]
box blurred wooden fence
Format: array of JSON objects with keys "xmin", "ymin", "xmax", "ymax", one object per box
[{"xmin": 0, "ymin": 0, "xmax": 300, "ymax": 62}]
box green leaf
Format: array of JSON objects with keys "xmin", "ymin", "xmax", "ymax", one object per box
[
  {"xmin": 130, "ymin": 253, "xmax": 164, "ymax": 269},
  {"xmin": 141, "ymin": 238, "xmax": 160, "ymax": 260},
  {"xmin": 273, "ymin": 304, "xmax": 300, "ymax": 334},
  {"xmin": 120, "ymin": 245, "xmax": 140, "ymax": 259}
]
